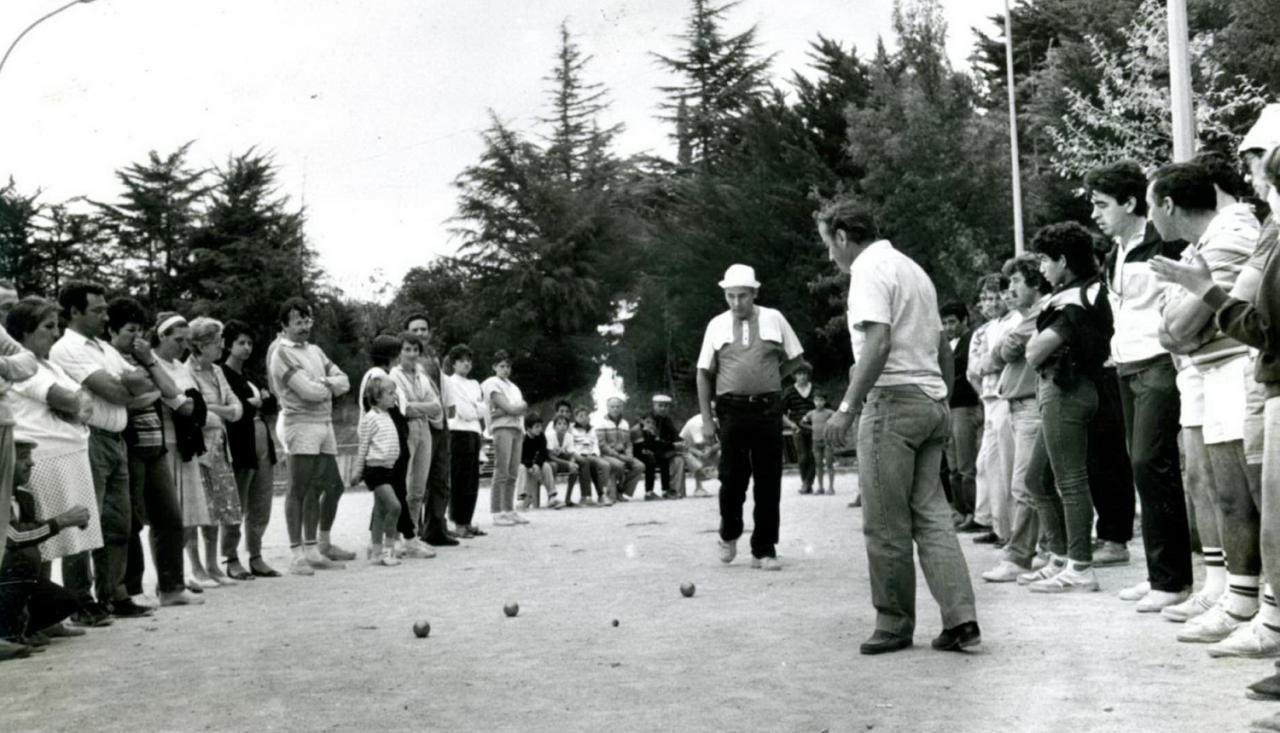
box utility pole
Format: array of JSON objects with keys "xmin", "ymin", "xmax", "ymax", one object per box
[
  {"xmin": 1167, "ymin": 0, "xmax": 1196, "ymax": 162},
  {"xmin": 1003, "ymin": 0, "xmax": 1025, "ymax": 255}
]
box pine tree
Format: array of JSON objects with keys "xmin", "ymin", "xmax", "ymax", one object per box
[
  {"xmin": 0, "ymin": 180, "xmax": 44, "ymax": 295},
  {"xmin": 654, "ymin": 0, "xmax": 774, "ymax": 168},
  {"xmin": 540, "ymin": 20, "xmax": 623, "ymax": 184}
]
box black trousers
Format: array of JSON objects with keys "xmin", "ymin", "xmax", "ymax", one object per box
[
  {"xmin": 793, "ymin": 429, "xmax": 815, "ymax": 489},
  {"xmin": 0, "ymin": 576, "xmax": 78, "ymax": 640},
  {"xmin": 1117, "ymin": 359, "xmax": 1192, "ymax": 591},
  {"xmin": 641, "ymin": 449, "xmax": 678, "ymax": 494},
  {"xmin": 420, "ymin": 425, "xmax": 452, "ymax": 540},
  {"xmin": 123, "ymin": 449, "xmax": 186, "ymax": 595},
  {"xmin": 1088, "ymin": 368, "xmax": 1135, "ymax": 544},
  {"xmin": 448, "ymin": 431, "xmax": 481, "ymax": 526},
  {"xmin": 716, "ymin": 395, "xmax": 783, "ymax": 559}
]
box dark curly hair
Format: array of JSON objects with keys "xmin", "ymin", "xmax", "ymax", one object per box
[
  {"xmin": 1085, "ymin": 161, "xmax": 1149, "ymax": 216},
  {"xmin": 1032, "ymin": 222, "xmax": 1099, "ymax": 280},
  {"xmin": 1001, "ymin": 255, "xmax": 1051, "ymax": 295}
]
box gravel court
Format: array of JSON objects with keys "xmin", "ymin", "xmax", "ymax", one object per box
[{"xmin": 2, "ymin": 468, "xmax": 1272, "ymax": 733}]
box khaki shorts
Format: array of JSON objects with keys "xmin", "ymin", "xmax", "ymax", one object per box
[
  {"xmin": 282, "ymin": 420, "xmax": 338, "ymax": 456},
  {"xmin": 1176, "ymin": 364, "xmax": 1204, "ymax": 429},
  {"xmin": 1200, "ymin": 355, "xmax": 1248, "ymax": 446}
]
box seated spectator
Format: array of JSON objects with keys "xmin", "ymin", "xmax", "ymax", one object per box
[
  {"xmin": 594, "ymin": 397, "xmax": 644, "ymax": 500},
  {"xmin": 544, "ymin": 400, "xmax": 579, "ymax": 500},
  {"xmin": 0, "ymin": 439, "xmax": 91, "ymax": 658},
  {"xmin": 570, "ymin": 405, "xmax": 611, "ymax": 507},
  {"xmin": 545, "ymin": 415, "xmax": 582, "ymax": 504},
  {"xmin": 679, "ymin": 412, "xmax": 720, "ymax": 498},
  {"xmin": 632, "ymin": 394, "xmax": 685, "ymax": 499},
  {"xmin": 517, "ymin": 416, "xmax": 562, "ymax": 510}
]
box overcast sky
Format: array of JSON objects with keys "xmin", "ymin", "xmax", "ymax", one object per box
[{"xmin": 0, "ymin": 0, "xmax": 1002, "ymax": 299}]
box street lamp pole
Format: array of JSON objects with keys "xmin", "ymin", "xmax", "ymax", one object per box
[
  {"xmin": 0, "ymin": 0, "xmax": 97, "ymax": 80},
  {"xmin": 1167, "ymin": 0, "xmax": 1196, "ymax": 161},
  {"xmin": 1003, "ymin": 0, "xmax": 1025, "ymax": 256}
]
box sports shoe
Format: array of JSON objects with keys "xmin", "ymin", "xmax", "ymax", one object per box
[
  {"xmin": 1207, "ymin": 618, "xmax": 1280, "ymax": 658},
  {"xmin": 109, "ymin": 598, "xmax": 156, "ymax": 618},
  {"xmin": 1135, "ymin": 589, "xmax": 1189, "ymax": 613},
  {"xmin": 1029, "ymin": 566, "xmax": 1099, "ymax": 594},
  {"xmin": 1030, "ymin": 554, "xmax": 1050, "ymax": 571},
  {"xmin": 1017, "ymin": 560, "xmax": 1064, "ymax": 586},
  {"xmin": 288, "ymin": 556, "xmax": 315, "ymax": 576},
  {"xmin": 492, "ymin": 513, "xmax": 518, "ymax": 527},
  {"xmin": 378, "ymin": 547, "xmax": 401, "ymax": 567},
  {"xmin": 402, "ymin": 538, "xmax": 437, "ymax": 559},
  {"xmin": 750, "ymin": 556, "xmax": 782, "ymax": 571},
  {"xmin": 546, "ymin": 499, "xmax": 564, "ymax": 510},
  {"xmin": 982, "ymin": 560, "xmax": 1029, "ymax": 583},
  {"xmin": 718, "ymin": 538, "xmax": 737, "ymax": 564},
  {"xmin": 306, "ymin": 553, "xmax": 344, "ymax": 570},
  {"xmin": 320, "ymin": 543, "xmax": 357, "ymax": 562},
  {"xmin": 1161, "ymin": 592, "xmax": 1218, "ymax": 623},
  {"xmin": 131, "ymin": 593, "xmax": 160, "ymax": 609},
  {"xmin": 1176, "ymin": 601, "xmax": 1249, "ymax": 643},
  {"xmin": 579, "ymin": 497, "xmax": 597, "ymax": 507},
  {"xmin": 693, "ymin": 487, "xmax": 711, "ymax": 498},
  {"xmin": 601, "ymin": 497, "xmax": 616, "ymax": 507},
  {"xmin": 1118, "ymin": 580, "xmax": 1151, "ymax": 602},
  {"xmin": 1092, "ymin": 540, "xmax": 1130, "ymax": 567},
  {"xmin": 509, "ymin": 512, "xmax": 531, "ymax": 525}
]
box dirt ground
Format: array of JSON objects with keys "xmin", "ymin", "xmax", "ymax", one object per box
[{"xmin": 3, "ymin": 468, "xmax": 1277, "ymax": 733}]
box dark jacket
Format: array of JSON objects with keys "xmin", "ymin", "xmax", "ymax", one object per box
[
  {"xmin": 2, "ymin": 487, "xmax": 62, "ymax": 582},
  {"xmin": 222, "ymin": 366, "xmax": 278, "ymax": 471},
  {"xmin": 950, "ymin": 329, "xmax": 980, "ymax": 408},
  {"xmin": 173, "ymin": 388, "xmax": 208, "ymax": 462}
]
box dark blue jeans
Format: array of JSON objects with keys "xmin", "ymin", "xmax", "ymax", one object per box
[
  {"xmin": 857, "ymin": 386, "xmax": 977, "ymax": 638},
  {"xmin": 1117, "ymin": 358, "xmax": 1192, "ymax": 591},
  {"xmin": 1031, "ymin": 377, "xmax": 1097, "ymax": 564},
  {"xmin": 716, "ymin": 396, "xmax": 783, "ymax": 559}
]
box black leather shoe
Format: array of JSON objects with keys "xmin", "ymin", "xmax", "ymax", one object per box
[
  {"xmin": 1248, "ymin": 672, "xmax": 1280, "ymax": 701},
  {"xmin": 932, "ymin": 621, "xmax": 981, "ymax": 651},
  {"xmin": 956, "ymin": 519, "xmax": 990, "ymax": 534},
  {"xmin": 972, "ymin": 531, "xmax": 1000, "ymax": 545},
  {"xmin": 109, "ymin": 599, "xmax": 155, "ymax": 619},
  {"xmin": 424, "ymin": 534, "xmax": 460, "ymax": 547},
  {"xmin": 859, "ymin": 630, "xmax": 912, "ymax": 655}
]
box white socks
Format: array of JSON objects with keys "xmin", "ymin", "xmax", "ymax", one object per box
[
  {"xmin": 1202, "ymin": 547, "xmax": 1226, "ymax": 598},
  {"xmin": 1225, "ymin": 574, "xmax": 1261, "ymax": 618}
]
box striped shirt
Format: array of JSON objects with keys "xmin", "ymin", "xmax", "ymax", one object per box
[
  {"xmin": 356, "ymin": 408, "xmax": 400, "ymax": 470},
  {"xmin": 781, "ymin": 383, "xmax": 815, "ymax": 429}
]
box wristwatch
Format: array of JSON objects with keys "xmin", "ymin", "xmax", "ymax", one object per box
[{"xmin": 838, "ymin": 401, "xmax": 852, "ymax": 414}]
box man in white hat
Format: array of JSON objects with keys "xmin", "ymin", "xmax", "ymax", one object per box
[
  {"xmin": 816, "ymin": 200, "xmax": 979, "ymax": 656},
  {"xmin": 696, "ymin": 264, "xmax": 805, "ymax": 571}
]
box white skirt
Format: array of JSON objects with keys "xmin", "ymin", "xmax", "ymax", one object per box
[
  {"xmin": 30, "ymin": 449, "xmax": 104, "ymax": 561},
  {"xmin": 167, "ymin": 443, "xmax": 211, "ymax": 527}
]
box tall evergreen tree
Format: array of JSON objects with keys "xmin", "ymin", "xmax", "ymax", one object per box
[
  {"xmin": 0, "ymin": 180, "xmax": 45, "ymax": 296},
  {"xmin": 540, "ymin": 20, "xmax": 623, "ymax": 184},
  {"xmin": 653, "ymin": 0, "xmax": 774, "ymax": 168}
]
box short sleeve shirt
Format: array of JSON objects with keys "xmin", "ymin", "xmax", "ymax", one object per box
[
  {"xmin": 49, "ymin": 331, "xmax": 131, "ymax": 433},
  {"xmin": 480, "ymin": 376, "xmax": 524, "ymax": 432},
  {"xmin": 10, "ymin": 361, "xmax": 90, "ymax": 459},
  {"xmin": 847, "ymin": 240, "xmax": 947, "ymax": 399},
  {"xmin": 696, "ymin": 306, "xmax": 803, "ymax": 395}
]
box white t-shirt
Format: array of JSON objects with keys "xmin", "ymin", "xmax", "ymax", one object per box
[
  {"xmin": 680, "ymin": 415, "xmax": 712, "ymax": 448},
  {"xmin": 480, "ymin": 376, "xmax": 524, "ymax": 432},
  {"xmin": 10, "ymin": 361, "xmax": 90, "ymax": 459},
  {"xmin": 445, "ymin": 374, "xmax": 485, "ymax": 434},
  {"xmin": 49, "ymin": 331, "xmax": 131, "ymax": 433},
  {"xmin": 847, "ymin": 240, "xmax": 947, "ymax": 400}
]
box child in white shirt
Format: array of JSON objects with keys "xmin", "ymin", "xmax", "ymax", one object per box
[{"xmin": 351, "ymin": 377, "xmax": 403, "ymax": 566}]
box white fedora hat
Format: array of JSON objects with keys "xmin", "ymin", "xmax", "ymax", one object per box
[{"xmin": 718, "ymin": 264, "xmax": 760, "ymax": 290}]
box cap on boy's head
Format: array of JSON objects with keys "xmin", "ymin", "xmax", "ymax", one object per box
[
  {"xmin": 651, "ymin": 394, "xmax": 673, "ymax": 404},
  {"xmin": 794, "ymin": 361, "xmax": 812, "ymax": 376},
  {"xmin": 14, "ymin": 437, "xmax": 37, "ymax": 451}
]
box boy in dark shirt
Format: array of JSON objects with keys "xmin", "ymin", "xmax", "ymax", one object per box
[
  {"xmin": 518, "ymin": 417, "xmax": 562, "ymax": 510},
  {"xmin": 1, "ymin": 439, "xmax": 91, "ymax": 659}
]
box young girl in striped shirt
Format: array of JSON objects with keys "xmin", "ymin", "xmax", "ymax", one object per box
[{"xmin": 350, "ymin": 376, "xmax": 403, "ymax": 566}]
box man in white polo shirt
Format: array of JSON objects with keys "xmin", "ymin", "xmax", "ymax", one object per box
[
  {"xmin": 50, "ymin": 281, "xmax": 158, "ymax": 621},
  {"xmin": 696, "ymin": 264, "xmax": 805, "ymax": 571},
  {"xmin": 816, "ymin": 200, "xmax": 979, "ymax": 656}
]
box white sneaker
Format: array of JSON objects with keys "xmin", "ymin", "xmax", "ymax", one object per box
[
  {"xmin": 1017, "ymin": 561, "xmax": 1065, "ymax": 586},
  {"xmin": 366, "ymin": 545, "xmax": 382, "ymax": 564},
  {"xmin": 288, "ymin": 556, "xmax": 315, "ymax": 576},
  {"xmin": 492, "ymin": 513, "xmax": 518, "ymax": 527},
  {"xmin": 1030, "ymin": 554, "xmax": 1050, "ymax": 571},
  {"xmin": 1118, "ymin": 580, "xmax": 1151, "ymax": 602},
  {"xmin": 1029, "ymin": 566, "xmax": 1100, "ymax": 594},
  {"xmin": 1136, "ymin": 589, "xmax": 1189, "ymax": 613},
  {"xmin": 1161, "ymin": 592, "xmax": 1218, "ymax": 623},
  {"xmin": 981, "ymin": 560, "xmax": 1027, "ymax": 583},
  {"xmin": 1176, "ymin": 601, "xmax": 1249, "ymax": 643},
  {"xmin": 750, "ymin": 556, "xmax": 782, "ymax": 571},
  {"xmin": 509, "ymin": 512, "xmax": 530, "ymax": 525},
  {"xmin": 718, "ymin": 538, "xmax": 737, "ymax": 564},
  {"xmin": 403, "ymin": 538, "xmax": 437, "ymax": 559},
  {"xmin": 131, "ymin": 593, "xmax": 160, "ymax": 609},
  {"xmin": 1208, "ymin": 617, "xmax": 1280, "ymax": 658},
  {"xmin": 379, "ymin": 547, "xmax": 401, "ymax": 567}
]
